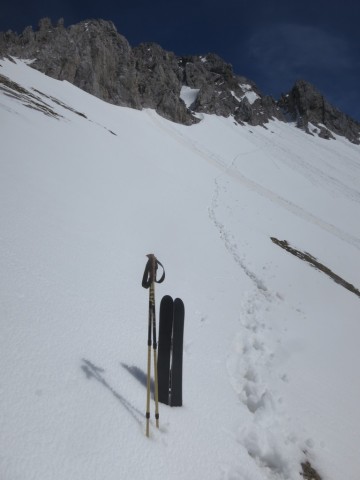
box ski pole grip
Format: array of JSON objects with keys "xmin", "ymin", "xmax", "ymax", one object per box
[
  {"xmin": 142, "ymin": 254, "xmax": 165, "ymax": 288},
  {"xmin": 155, "ymin": 259, "xmax": 165, "ymax": 284}
]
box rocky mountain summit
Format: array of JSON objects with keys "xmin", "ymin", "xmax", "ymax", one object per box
[
  {"xmin": 278, "ymin": 80, "xmax": 360, "ymax": 144},
  {"xmin": 1, "ymin": 18, "xmax": 359, "ymax": 143}
]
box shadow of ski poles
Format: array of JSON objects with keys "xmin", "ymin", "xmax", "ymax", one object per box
[
  {"xmin": 81, "ymin": 359, "xmax": 143, "ymax": 425},
  {"xmin": 121, "ymin": 363, "xmax": 155, "ymax": 399}
]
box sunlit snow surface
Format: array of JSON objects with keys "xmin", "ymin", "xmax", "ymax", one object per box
[{"xmin": 1, "ymin": 58, "xmax": 360, "ymax": 480}]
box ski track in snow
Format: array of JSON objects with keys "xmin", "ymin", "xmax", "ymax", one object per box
[
  {"xmin": 208, "ymin": 176, "xmax": 270, "ymax": 296},
  {"xmin": 148, "ymin": 112, "xmax": 360, "ymax": 252}
]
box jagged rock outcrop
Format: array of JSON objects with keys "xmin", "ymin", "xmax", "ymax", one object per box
[
  {"xmin": 133, "ymin": 42, "xmax": 190, "ymax": 124},
  {"xmin": 0, "ymin": 18, "xmax": 282, "ymax": 127},
  {"xmin": 1, "ymin": 19, "xmax": 140, "ymax": 110},
  {"xmin": 179, "ymin": 54, "xmax": 284, "ymax": 126},
  {"xmin": 279, "ymin": 80, "xmax": 360, "ymax": 144},
  {"xmin": 1, "ymin": 18, "xmax": 359, "ymax": 142},
  {"xmin": 0, "ymin": 18, "xmax": 192, "ymax": 123}
]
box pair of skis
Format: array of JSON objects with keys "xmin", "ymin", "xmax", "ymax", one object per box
[{"xmin": 158, "ymin": 295, "xmax": 185, "ymax": 407}]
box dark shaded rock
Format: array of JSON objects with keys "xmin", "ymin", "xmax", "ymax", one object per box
[
  {"xmin": 180, "ymin": 54, "xmax": 242, "ymax": 117},
  {"xmin": 179, "ymin": 54, "xmax": 284, "ymax": 126},
  {"xmin": 271, "ymin": 237, "xmax": 360, "ymax": 299},
  {"xmin": 301, "ymin": 461, "xmax": 322, "ymax": 480},
  {"xmin": 1, "ymin": 19, "xmax": 141, "ymax": 109},
  {"xmin": 235, "ymin": 95, "xmax": 284, "ymax": 126},
  {"xmin": 133, "ymin": 42, "xmax": 193, "ymax": 124},
  {"xmin": 0, "ymin": 19, "xmax": 197, "ymax": 124},
  {"xmin": 279, "ymin": 80, "xmax": 360, "ymax": 144},
  {"xmin": 0, "ymin": 72, "xmax": 62, "ymax": 119}
]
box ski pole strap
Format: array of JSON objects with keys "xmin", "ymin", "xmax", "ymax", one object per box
[{"xmin": 142, "ymin": 254, "xmax": 165, "ymax": 289}]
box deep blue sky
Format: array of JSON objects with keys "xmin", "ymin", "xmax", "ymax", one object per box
[{"xmin": 1, "ymin": 0, "xmax": 360, "ymax": 121}]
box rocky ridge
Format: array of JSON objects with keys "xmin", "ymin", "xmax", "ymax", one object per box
[
  {"xmin": 278, "ymin": 80, "xmax": 360, "ymax": 144},
  {"xmin": 1, "ymin": 18, "xmax": 359, "ymax": 143}
]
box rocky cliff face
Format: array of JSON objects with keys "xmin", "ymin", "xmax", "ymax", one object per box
[
  {"xmin": 179, "ymin": 53, "xmax": 284, "ymax": 126},
  {"xmin": 278, "ymin": 80, "xmax": 360, "ymax": 144},
  {"xmin": 0, "ymin": 18, "xmax": 193, "ymax": 124},
  {"xmin": 1, "ymin": 18, "xmax": 359, "ymax": 143}
]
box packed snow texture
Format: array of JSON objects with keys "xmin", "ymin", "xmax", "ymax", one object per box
[
  {"xmin": 180, "ymin": 85, "xmax": 200, "ymax": 108},
  {"xmin": 239, "ymin": 83, "xmax": 260, "ymax": 104},
  {"xmin": 1, "ymin": 58, "xmax": 360, "ymax": 480}
]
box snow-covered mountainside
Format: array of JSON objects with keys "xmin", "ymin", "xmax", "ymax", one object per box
[{"xmin": 1, "ymin": 57, "xmax": 359, "ymax": 480}]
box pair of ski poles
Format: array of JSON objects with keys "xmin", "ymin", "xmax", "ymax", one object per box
[{"xmin": 142, "ymin": 254, "xmax": 165, "ymax": 437}]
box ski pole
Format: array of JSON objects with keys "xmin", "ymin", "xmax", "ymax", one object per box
[{"xmin": 142, "ymin": 253, "xmax": 165, "ymax": 437}]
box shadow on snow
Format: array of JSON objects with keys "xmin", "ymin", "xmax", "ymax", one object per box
[{"xmin": 81, "ymin": 359, "xmax": 143, "ymax": 425}]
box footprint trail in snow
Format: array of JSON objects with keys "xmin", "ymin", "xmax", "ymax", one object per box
[{"xmin": 210, "ymin": 176, "xmax": 313, "ymax": 479}]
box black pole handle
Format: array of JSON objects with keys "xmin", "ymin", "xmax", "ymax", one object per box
[{"xmin": 142, "ymin": 254, "xmax": 165, "ymax": 289}]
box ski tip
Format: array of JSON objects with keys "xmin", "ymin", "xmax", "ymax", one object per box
[
  {"xmin": 161, "ymin": 295, "xmax": 173, "ymax": 303},
  {"xmin": 174, "ymin": 298, "xmax": 184, "ymax": 309}
]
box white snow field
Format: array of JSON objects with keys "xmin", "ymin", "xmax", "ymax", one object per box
[{"xmin": 1, "ymin": 57, "xmax": 360, "ymax": 480}]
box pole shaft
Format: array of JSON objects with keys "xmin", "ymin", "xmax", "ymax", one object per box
[
  {"xmin": 145, "ymin": 344, "xmax": 151, "ymax": 437},
  {"xmin": 153, "ymin": 347, "xmax": 159, "ymax": 428},
  {"xmin": 151, "ymin": 280, "xmax": 160, "ymax": 428},
  {"xmin": 150, "ymin": 278, "xmax": 160, "ymax": 429},
  {"xmin": 145, "ymin": 261, "xmax": 154, "ymax": 438},
  {"xmin": 144, "ymin": 254, "xmax": 162, "ymax": 436}
]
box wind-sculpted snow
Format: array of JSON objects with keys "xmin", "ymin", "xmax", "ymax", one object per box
[{"xmin": 1, "ymin": 58, "xmax": 360, "ymax": 480}]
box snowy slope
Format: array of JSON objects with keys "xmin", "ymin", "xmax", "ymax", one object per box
[{"xmin": 1, "ymin": 57, "xmax": 360, "ymax": 480}]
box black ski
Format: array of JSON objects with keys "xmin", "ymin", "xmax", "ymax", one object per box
[
  {"xmin": 157, "ymin": 295, "xmax": 173, "ymax": 405},
  {"xmin": 157, "ymin": 296, "xmax": 185, "ymax": 407},
  {"xmin": 170, "ymin": 298, "xmax": 185, "ymax": 407}
]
